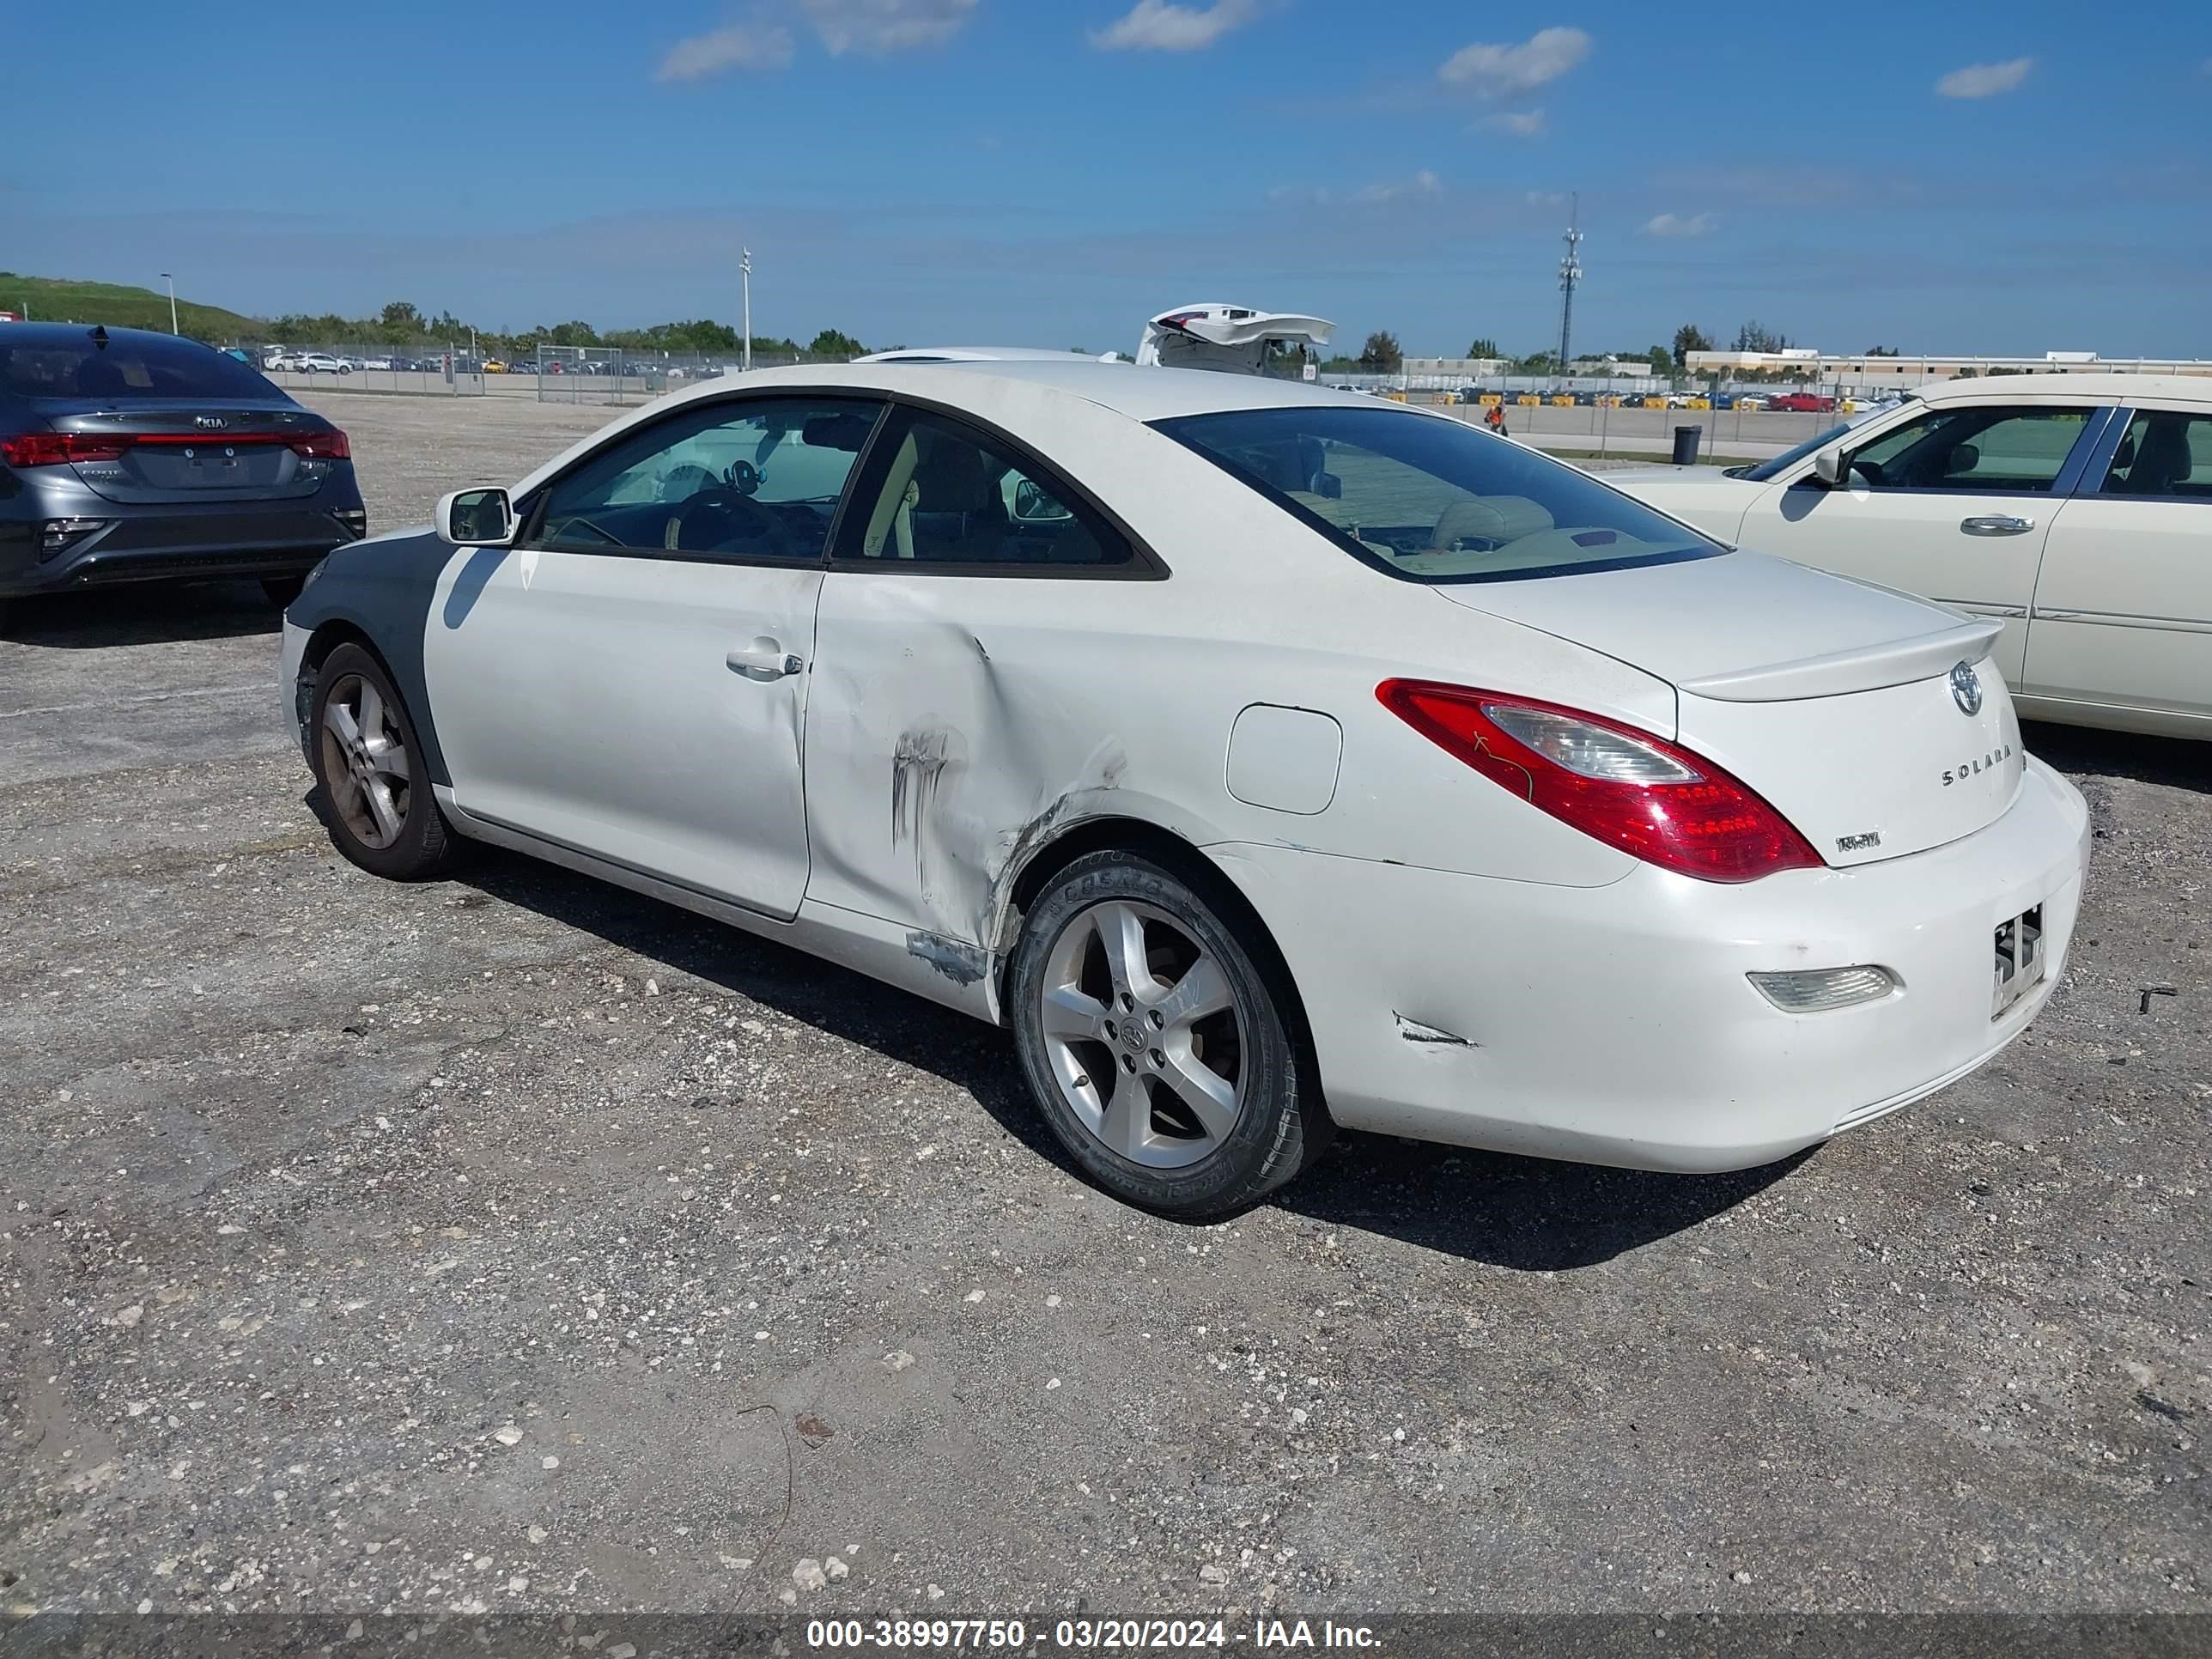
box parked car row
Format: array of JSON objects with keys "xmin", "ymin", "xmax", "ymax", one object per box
[
  {"xmin": 1448, "ymin": 387, "xmax": 1867, "ymax": 413},
  {"xmin": 252, "ymin": 350, "xmax": 725, "ymax": 380}
]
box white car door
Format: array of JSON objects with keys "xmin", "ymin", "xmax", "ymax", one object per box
[
  {"xmin": 802, "ymin": 404, "xmax": 1170, "ymax": 951},
  {"xmin": 422, "ymin": 395, "xmax": 886, "ymax": 920},
  {"xmin": 2023, "ymin": 403, "xmax": 2212, "ymax": 732},
  {"xmin": 1734, "ymin": 401, "xmax": 2111, "ymax": 688}
]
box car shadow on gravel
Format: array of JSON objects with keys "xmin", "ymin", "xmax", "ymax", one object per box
[
  {"xmin": 453, "ymin": 848, "xmax": 1070, "ymax": 1164},
  {"xmin": 0, "ymin": 580, "xmax": 283, "ymax": 647},
  {"xmin": 452, "ymin": 843, "xmax": 1806, "ymax": 1271},
  {"xmin": 1278, "ymin": 1136, "xmax": 1812, "ymax": 1270},
  {"xmin": 2025, "ymin": 720, "xmax": 2211, "ymax": 797}
]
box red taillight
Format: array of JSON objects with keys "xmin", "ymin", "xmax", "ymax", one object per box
[
  {"xmin": 2, "ymin": 431, "xmax": 128, "ymax": 466},
  {"xmin": 1376, "ymin": 679, "xmax": 1824, "ymax": 883},
  {"xmin": 1, "ymin": 428, "xmax": 349, "ymax": 465}
]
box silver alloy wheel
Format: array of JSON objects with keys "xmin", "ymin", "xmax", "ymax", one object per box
[
  {"xmin": 1035, "ymin": 898, "xmax": 1248, "ymax": 1169},
  {"xmin": 319, "ymin": 672, "xmax": 411, "ymax": 851}
]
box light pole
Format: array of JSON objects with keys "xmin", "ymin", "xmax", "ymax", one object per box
[
  {"xmin": 1554, "ymin": 196, "xmax": 1582, "ymax": 392},
  {"xmin": 741, "ymin": 247, "xmax": 753, "ymax": 371},
  {"xmin": 161, "ymin": 272, "xmax": 179, "ymax": 334}
]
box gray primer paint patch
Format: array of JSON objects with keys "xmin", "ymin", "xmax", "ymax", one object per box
[{"xmin": 907, "ymin": 931, "xmax": 990, "ymax": 987}]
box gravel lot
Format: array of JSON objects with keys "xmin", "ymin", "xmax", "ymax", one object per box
[{"xmin": 2, "ymin": 389, "xmax": 2206, "ymax": 1631}]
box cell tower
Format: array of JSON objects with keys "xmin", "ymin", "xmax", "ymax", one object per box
[{"xmin": 1556, "ymin": 194, "xmax": 1583, "ymax": 383}]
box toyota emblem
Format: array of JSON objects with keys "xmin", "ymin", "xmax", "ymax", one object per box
[{"xmin": 1949, "ymin": 660, "xmax": 1983, "ymax": 716}]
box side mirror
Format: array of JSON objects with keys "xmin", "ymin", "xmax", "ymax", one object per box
[
  {"xmin": 1811, "ymin": 446, "xmax": 1847, "ymax": 487},
  {"xmin": 438, "ymin": 487, "xmax": 515, "ymax": 546},
  {"xmin": 1311, "ymin": 471, "xmax": 1343, "ymax": 500}
]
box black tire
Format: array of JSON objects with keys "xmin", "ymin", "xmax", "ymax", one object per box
[
  {"xmin": 1007, "ymin": 850, "xmax": 1329, "ymax": 1218},
  {"xmin": 307, "ymin": 642, "xmax": 459, "ymax": 881},
  {"xmin": 261, "ymin": 574, "xmax": 306, "ymax": 609}
]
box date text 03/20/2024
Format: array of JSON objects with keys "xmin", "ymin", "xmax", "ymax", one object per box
[{"xmin": 803, "ymin": 1619, "xmax": 1381, "ymax": 1650}]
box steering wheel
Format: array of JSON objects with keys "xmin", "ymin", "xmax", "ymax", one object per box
[
  {"xmin": 666, "ymin": 485, "xmax": 799, "ymax": 558},
  {"xmin": 656, "ymin": 463, "xmax": 717, "ymax": 502}
]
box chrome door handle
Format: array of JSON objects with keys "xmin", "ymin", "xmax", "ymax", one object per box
[
  {"xmin": 726, "ymin": 637, "xmax": 804, "ymax": 679},
  {"xmin": 1960, "ymin": 514, "xmax": 2034, "ymax": 536}
]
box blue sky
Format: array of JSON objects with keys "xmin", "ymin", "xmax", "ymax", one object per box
[{"xmin": 10, "ymin": 1, "xmax": 2211, "ymax": 356}]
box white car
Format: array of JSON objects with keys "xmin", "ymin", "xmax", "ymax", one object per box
[
  {"xmin": 278, "ymin": 362, "xmax": 2088, "ymax": 1216},
  {"xmin": 295, "ymin": 353, "xmax": 351, "ymax": 375},
  {"xmin": 1611, "ymin": 373, "xmax": 2211, "ymax": 739}
]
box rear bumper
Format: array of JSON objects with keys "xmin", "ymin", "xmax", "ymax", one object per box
[
  {"xmin": 1212, "ymin": 757, "xmax": 2091, "ymax": 1172},
  {"xmin": 0, "ymin": 504, "xmax": 360, "ymax": 597}
]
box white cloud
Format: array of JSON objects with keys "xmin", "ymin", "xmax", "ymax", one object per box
[
  {"xmin": 1270, "ymin": 171, "xmax": 1442, "ymax": 210},
  {"xmin": 799, "ymin": 0, "xmax": 977, "ymax": 55},
  {"xmin": 1482, "ymin": 108, "xmax": 1545, "ymax": 137},
  {"xmin": 658, "ymin": 0, "xmax": 973, "ymax": 79},
  {"xmin": 1353, "ymin": 170, "xmax": 1442, "ymax": 204},
  {"xmin": 1438, "ymin": 27, "xmax": 1590, "ymax": 96},
  {"xmin": 1644, "ymin": 211, "xmax": 1717, "ymax": 238},
  {"xmin": 657, "ymin": 22, "xmax": 797, "ymax": 80},
  {"xmin": 1089, "ymin": 0, "xmax": 1257, "ymax": 52},
  {"xmin": 1936, "ymin": 57, "xmax": 2032, "ymax": 99}
]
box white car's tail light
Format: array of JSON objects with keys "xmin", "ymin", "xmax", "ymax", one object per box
[
  {"xmin": 1376, "ymin": 680, "xmax": 1824, "ymax": 884},
  {"xmin": 1747, "ymin": 966, "xmax": 1898, "ymax": 1012}
]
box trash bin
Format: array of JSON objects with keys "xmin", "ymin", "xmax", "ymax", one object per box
[{"xmin": 1671, "ymin": 424, "xmax": 1702, "ymax": 465}]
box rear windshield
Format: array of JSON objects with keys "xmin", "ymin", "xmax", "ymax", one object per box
[
  {"xmin": 1154, "ymin": 405, "xmax": 1722, "ymax": 583},
  {"xmin": 0, "ymin": 334, "xmax": 283, "ymax": 402}
]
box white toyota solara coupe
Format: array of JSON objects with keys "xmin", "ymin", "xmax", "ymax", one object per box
[{"xmin": 279, "ymin": 362, "xmax": 2090, "ymax": 1217}]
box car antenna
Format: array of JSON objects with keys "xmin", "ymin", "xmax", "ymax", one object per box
[{"xmin": 89, "ymin": 325, "xmax": 110, "ymax": 350}]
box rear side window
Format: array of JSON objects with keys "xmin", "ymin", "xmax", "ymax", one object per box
[
  {"xmin": 2100, "ymin": 411, "xmax": 2212, "ymax": 499},
  {"xmin": 836, "ymin": 410, "xmax": 1133, "ymax": 568},
  {"xmin": 1155, "ymin": 404, "xmax": 1720, "ymax": 583},
  {"xmin": 0, "ymin": 334, "xmax": 283, "ymax": 401}
]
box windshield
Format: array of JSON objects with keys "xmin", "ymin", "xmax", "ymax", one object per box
[
  {"xmin": 0, "ymin": 333, "xmax": 285, "ymax": 402},
  {"xmin": 1732, "ymin": 418, "xmax": 1863, "ymax": 482},
  {"xmin": 1154, "ymin": 405, "xmax": 1723, "ymax": 584}
]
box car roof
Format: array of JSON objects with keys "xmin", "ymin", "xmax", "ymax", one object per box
[
  {"xmin": 0, "ymin": 321, "xmax": 211, "ymax": 349},
  {"xmin": 1915, "ymin": 372, "xmax": 2212, "ymax": 406},
  {"xmin": 673, "ymin": 357, "xmax": 1385, "ymax": 423}
]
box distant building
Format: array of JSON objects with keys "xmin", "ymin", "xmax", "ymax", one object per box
[
  {"xmin": 1402, "ymin": 356, "xmax": 1510, "ymax": 380},
  {"xmin": 1686, "ymin": 349, "xmax": 2212, "ymax": 388}
]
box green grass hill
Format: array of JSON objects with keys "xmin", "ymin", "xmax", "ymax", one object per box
[{"xmin": 0, "ymin": 272, "xmax": 260, "ymax": 342}]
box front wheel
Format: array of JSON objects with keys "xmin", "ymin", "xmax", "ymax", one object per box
[
  {"xmin": 308, "ymin": 643, "xmax": 459, "ymax": 881},
  {"xmin": 1007, "ymin": 851, "xmax": 1328, "ymax": 1218}
]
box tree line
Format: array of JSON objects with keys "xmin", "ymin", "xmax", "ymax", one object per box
[{"xmin": 249, "ymin": 301, "xmax": 872, "ymax": 360}]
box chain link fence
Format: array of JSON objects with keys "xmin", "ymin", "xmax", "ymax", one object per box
[
  {"xmin": 244, "ymin": 341, "xmax": 488, "ymax": 397},
  {"xmin": 239, "ymin": 341, "xmax": 862, "ymax": 405}
]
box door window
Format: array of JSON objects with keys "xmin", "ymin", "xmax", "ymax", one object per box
[
  {"xmin": 836, "ymin": 410, "xmax": 1133, "ymax": 568},
  {"xmin": 2100, "ymin": 411, "xmax": 2212, "ymax": 499},
  {"xmin": 1843, "ymin": 405, "xmax": 2089, "ymax": 493},
  {"xmin": 534, "ymin": 397, "xmax": 883, "ymax": 562}
]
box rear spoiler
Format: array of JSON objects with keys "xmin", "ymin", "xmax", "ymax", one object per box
[{"xmin": 1676, "ymin": 618, "xmax": 2004, "ymax": 702}]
